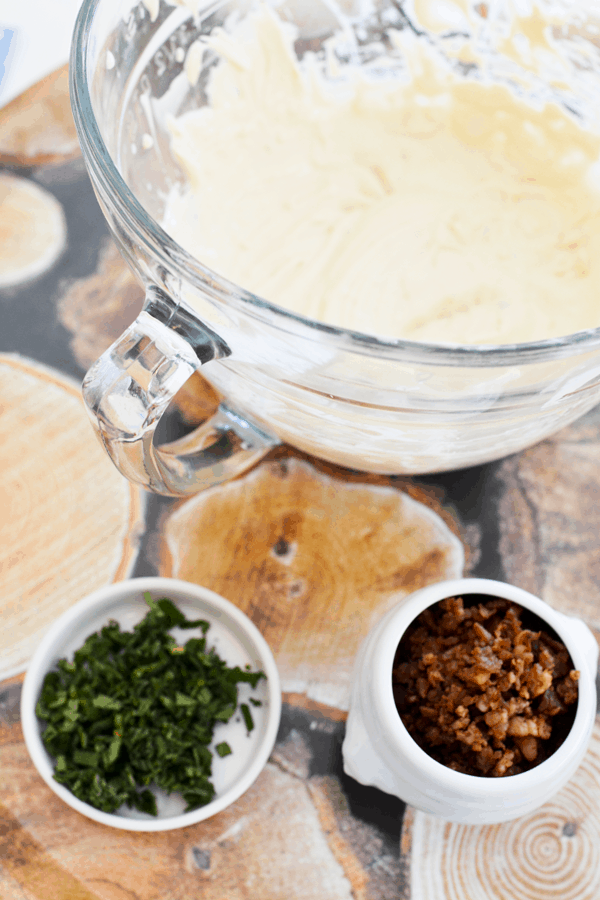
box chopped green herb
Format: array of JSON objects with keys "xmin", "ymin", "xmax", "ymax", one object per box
[
  {"xmin": 36, "ymin": 593, "xmax": 265, "ymax": 815},
  {"xmin": 92, "ymin": 695, "xmax": 121, "ymax": 711},
  {"xmin": 240, "ymin": 703, "xmax": 254, "ymax": 734}
]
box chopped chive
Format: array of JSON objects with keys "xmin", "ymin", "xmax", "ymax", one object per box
[
  {"xmin": 36, "ymin": 594, "xmax": 266, "ymax": 815},
  {"xmin": 240, "ymin": 703, "xmax": 254, "ymax": 734}
]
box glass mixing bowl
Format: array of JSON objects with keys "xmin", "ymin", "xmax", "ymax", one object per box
[{"xmin": 71, "ymin": 0, "xmax": 600, "ymax": 496}]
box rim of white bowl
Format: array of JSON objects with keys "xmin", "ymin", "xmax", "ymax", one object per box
[
  {"xmin": 21, "ymin": 577, "xmax": 282, "ymax": 832},
  {"xmin": 370, "ymin": 577, "xmax": 596, "ymax": 794}
]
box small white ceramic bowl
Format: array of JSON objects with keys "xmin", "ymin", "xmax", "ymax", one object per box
[
  {"xmin": 342, "ymin": 578, "xmax": 598, "ymax": 824},
  {"xmin": 21, "ymin": 577, "xmax": 281, "ymax": 831}
]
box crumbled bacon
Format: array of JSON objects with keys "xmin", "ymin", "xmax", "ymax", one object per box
[{"xmin": 392, "ymin": 596, "xmax": 579, "ymax": 777}]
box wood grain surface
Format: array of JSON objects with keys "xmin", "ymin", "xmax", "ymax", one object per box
[
  {"xmin": 0, "ymin": 686, "xmax": 404, "ymax": 900},
  {"xmin": 156, "ymin": 456, "xmax": 464, "ymax": 710},
  {"xmin": 0, "ymin": 354, "xmax": 143, "ymax": 680},
  {"xmin": 0, "ymin": 174, "xmax": 67, "ymax": 288},
  {"xmin": 405, "ymin": 716, "xmax": 600, "ymax": 899},
  {"xmin": 0, "ymin": 65, "xmax": 79, "ymax": 167}
]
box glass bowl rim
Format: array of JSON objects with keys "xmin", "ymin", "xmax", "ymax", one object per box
[{"xmin": 70, "ymin": 0, "xmax": 600, "ymax": 367}]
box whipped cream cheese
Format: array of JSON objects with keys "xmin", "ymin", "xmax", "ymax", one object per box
[{"xmin": 164, "ymin": 6, "xmax": 600, "ymax": 344}]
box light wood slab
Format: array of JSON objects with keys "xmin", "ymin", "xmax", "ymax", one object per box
[
  {"xmin": 156, "ymin": 456, "xmax": 465, "ymax": 710},
  {"xmin": 404, "ymin": 715, "xmax": 600, "ymax": 900},
  {"xmin": 0, "ymin": 174, "xmax": 66, "ymax": 288},
  {"xmin": 0, "ymin": 354, "xmax": 143, "ymax": 680},
  {"xmin": 0, "ymin": 706, "xmax": 403, "ymax": 900},
  {"xmin": 0, "ymin": 65, "xmax": 79, "ymax": 167}
]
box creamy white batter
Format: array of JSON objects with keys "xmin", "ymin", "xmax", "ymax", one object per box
[{"xmin": 164, "ymin": 6, "xmax": 600, "ymax": 344}]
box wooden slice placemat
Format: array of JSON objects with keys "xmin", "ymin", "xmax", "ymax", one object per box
[
  {"xmin": 0, "ymin": 354, "xmax": 143, "ymax": 679},
  {"xmin": 0, "ymin": 696, "xmax": 403, "ymax": 900},
  {"xmin": 403, "ymin": 716, "xmax": 600, "ymax": 900},
  {"xmin": 156, "ymin": 456, "xmax": 465, "ymax": 710},
  {"xmin": 0, "ymin": 174, "xmax": 67, "ymax": 288},
  {"xmin": 0, "ymin": 65, "xmax": 79, "ymax": 167}
]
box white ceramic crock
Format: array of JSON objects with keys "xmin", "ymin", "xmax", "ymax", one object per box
[{"xmin": 342, "ymin": 578, "xmax": 598, "ymax": 825}]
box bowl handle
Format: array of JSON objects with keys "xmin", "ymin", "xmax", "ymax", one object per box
[{"xmin": 81, "ymin": 287, "xmax": 280, "ymax": 496}]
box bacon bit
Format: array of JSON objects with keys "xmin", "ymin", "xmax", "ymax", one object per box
[{"xmin": 392, "ymin": 595, "xmax": 579, "ymax": 777}]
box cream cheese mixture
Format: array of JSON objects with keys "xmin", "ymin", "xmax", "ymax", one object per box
[{"xmin": 164, "ymin": 6, "xmax": 600, "ymax": 344}]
